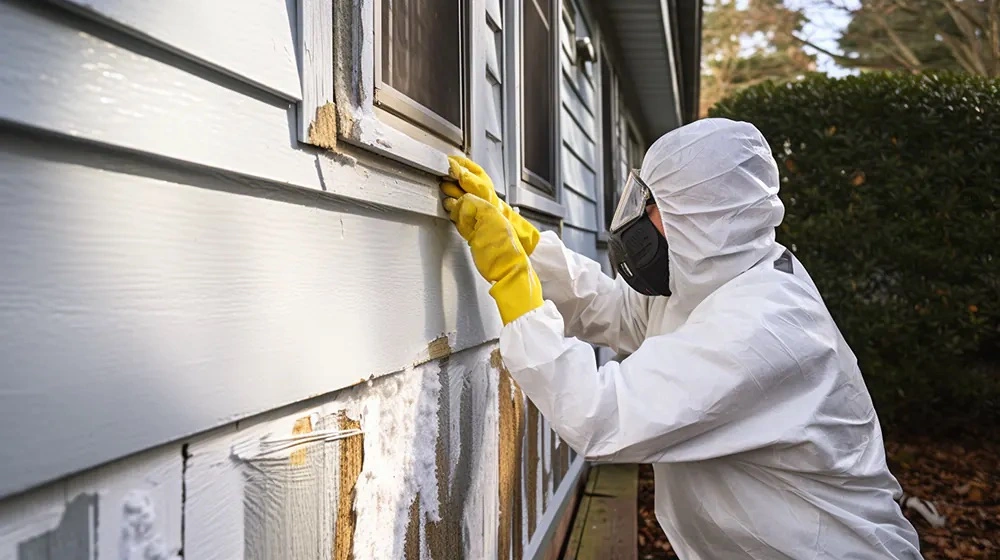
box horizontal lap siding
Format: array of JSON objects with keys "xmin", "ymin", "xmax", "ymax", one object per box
[
  {"xmin": 53, "ymin": 0, "xmax": 302, "ymax": 100},
  {"xmin": 0, "ymin": 2, "xmax": 589, "ymax": 558},
  {"xmin": 475, "ymin": 0, "xmax": 506, "ymax": 197},
  {"xmin": 0, "ymin": 0, "xmax": 502, "ymax": 498},
  {"xmin": 558, "ymin": 11, "xmax": 600, "ymax": 258}
]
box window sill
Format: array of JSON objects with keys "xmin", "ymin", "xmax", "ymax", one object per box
[
  {"xmin": 512, "ymin": 183, "xmax": 566, "ymax": 219},
  {"xmin": 339, "ymin": 106, "xmax": 458, "ymax": 178}
]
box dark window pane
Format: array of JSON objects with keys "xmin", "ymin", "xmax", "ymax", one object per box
[
  {"xmin": 522, "ymin": 0, "xmax": 554, "ymax": 186},
  {"xmin": 536, "ymin": 0, "xmax": 552, "ymax": 21},
  {"xmin": 601, "ymin": 56, "xmax": 616, "ymax": 229},
  {"xmin": 381, "ymin": 0, "xmax": 462, "ymax": 128}
]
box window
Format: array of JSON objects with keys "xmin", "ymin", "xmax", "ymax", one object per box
[
  {"xmin": 376, "ymin": 0, "xmax": 466, "ymax": 146},
  {"xmin": 520, "ymin": 0, "xmax": 557, "ymax": 195}
]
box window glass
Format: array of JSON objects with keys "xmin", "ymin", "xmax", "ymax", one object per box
[
  {"xmin": 522, "ymin": 0, "xmax": 555, "ymax": 188},
  {"xmin": 380, "ymin": 0, "xmax": 463, "ymax": 129}
]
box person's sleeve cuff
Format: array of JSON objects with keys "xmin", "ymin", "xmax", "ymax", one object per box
[{"xmin": 499, "ymin": 300, "xmax": 567, "ymax": 373}]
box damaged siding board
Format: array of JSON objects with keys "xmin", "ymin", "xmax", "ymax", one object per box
[
  {"xmin": 184, "ymin": 343, "xmax": 506, "ymax": 560},
  {"xmin": 52, "ymin": 0, "xmax": 302, "ymax": 100},
  {"xmin": 0, "ymin": 444, "xmax": 182, "ymax": 560},
  {"xmin": 0, "ymin": 141, "xmax": 501, "ymax": 498}
]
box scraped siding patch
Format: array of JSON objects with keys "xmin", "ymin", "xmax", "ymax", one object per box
[
  {"xmin": 17, "ymin": 494, "xmax": 97, "ymax": 560},
  {"xmin": 335, "ymin": 415, "xmax": 363, "ymax": 560},
  {"xmin": 0, "ymin": 445, "xmax": 182, "ymax": 560},
  {"xmin": 237, "ymin": 413, "xmax": 346, "ymax": 560}
]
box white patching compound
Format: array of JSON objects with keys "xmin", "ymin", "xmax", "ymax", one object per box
[{"xmin": 352, "ymin": 361, "xmax": 442, "ymax": 558}]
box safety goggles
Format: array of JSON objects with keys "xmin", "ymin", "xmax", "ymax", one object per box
[{"xmin": 609, "ymin": 169, "xmax": 654, "ymax": 232}]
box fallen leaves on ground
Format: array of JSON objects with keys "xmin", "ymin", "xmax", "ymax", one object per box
[{"xmin": 637, "ymin": 436, "xmax": 998, "ymax": 559}]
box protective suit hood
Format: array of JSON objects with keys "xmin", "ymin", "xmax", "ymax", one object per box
[{"xmin": 640, "ymin": 118, "xmax": 785, "ymax": 313}]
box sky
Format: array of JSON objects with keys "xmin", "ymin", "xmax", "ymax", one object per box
[
  {"xmin": 732, "ymin": 0, "xmax": 862, "ymax": 78},
  {"xmin": 785, "ymin": 0, "xmax": 862, "ymax": 77}
]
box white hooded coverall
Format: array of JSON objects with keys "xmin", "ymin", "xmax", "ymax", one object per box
[{"xmin": 498, "ymin": 119, "xmax": 922, "ymax": 559}]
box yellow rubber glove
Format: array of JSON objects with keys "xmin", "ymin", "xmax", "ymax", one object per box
[
  {"xmin": 441, "ymin": 156, "xmax": 541, "ymax": 255},
  {"xmin": 444, "ymin": 193, "xmax": 544, "ymax": 325}
]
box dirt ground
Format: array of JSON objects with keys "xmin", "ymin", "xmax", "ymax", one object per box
[{"xmin": 637, "ymin": 436, "xmax": 998, "ymax": 559}]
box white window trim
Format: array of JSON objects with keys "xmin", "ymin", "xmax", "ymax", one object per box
[
  {"xmin": 299, "ymin": 0, "xmax": 465, "ymax": 178},
  {"xmin": 504, "ymin": 0, "xmax": 565, "ymax": 220}
]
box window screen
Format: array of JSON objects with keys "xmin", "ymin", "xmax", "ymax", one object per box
[
  {"xmin": 522, "ymin": 0, "xmax": 555, "ymax": 189},
  {"xmin": 380, "ymin": 0, "xmax": 462, "ymax": 130}
]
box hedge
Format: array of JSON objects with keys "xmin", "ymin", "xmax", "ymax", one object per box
[{"xmin": 709, "ymin": 73, "xmax": 999, "ymax": 434}]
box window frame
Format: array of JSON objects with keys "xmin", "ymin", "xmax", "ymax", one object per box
[
  {"xmin": 506, "ymin": 0, "xmax": 565, "ymax": 218},
  {"xmin": 298, "ymin": 0, "xmax": 473, "ymax": 178},
  {"xmin": 518, "ymin": 0, "xmax": 559, "ymax": 197},
  {"xmin": 372, "ymin": 0, "xmax": 469, "ymax": 149}
]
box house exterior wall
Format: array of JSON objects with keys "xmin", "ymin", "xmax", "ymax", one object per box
[{"xmin": 0, "ymin": 0, "xmax": 677, "ymax": 558}]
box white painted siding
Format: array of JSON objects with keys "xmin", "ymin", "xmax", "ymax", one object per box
[
  {"xmin": 0, "ymin": 0, "xmax": 671, "ymax": 556},
  {"xmin": 0, "ymin": 443, "xmax": 182, "ymax": 560},
  {"xmin": 53, "ymin": 0, "xmax": 302, "ymax": 100},
  {"xmin": 557, "ymin": 1, "xmax": 600, "ymax": 257},
  {"xmin": 472, "ymin": 0, "xmax": 508, "ymax": 197}
]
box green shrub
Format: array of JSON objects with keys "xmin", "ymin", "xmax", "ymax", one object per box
[{"xmin": 710, "ymin": 73, "xmax": 999, "ymax": 434}]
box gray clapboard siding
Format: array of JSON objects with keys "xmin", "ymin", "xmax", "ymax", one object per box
[
  {"xmin": 561, "ymin": 65, "xmax": 597, "ymax": 118},
  {"xmin": 561, "ymin": 110, "xmax": 597, "ymax": 170},
  {"xmin": 51, "ymin": 0, "xmax": 302, "ymax": 101},
  {"xmin": 0, "ymin": 135, "xmax": 500, "ymax": 499},
  {"xmin": 0, "ymin": 0, "xmax": 451, "ymax": 222},
  {"xmin": 472, "ymin": 0, "xmax": 507, "ymax": 197},
  {"xmin": 558, "ymin": 0, "xmax": 600, "ymax": 251},
  {"xmin": 562, "ymin": 187, "xmax": 599, "ymax": 232},
  {"xmin": 562, "ymin": 148, "xmax": 598, "ymax": 204},
  {"xmin": 562, "ymin": 95, "xmax": 598, "ymax": 139},
  {"xmin": 0, "ymin": 2, "xmax": 318, "ymax": 190},
  {"xmin": 561, "ymin": 225, "xmax": 599, "ymax": 261}
]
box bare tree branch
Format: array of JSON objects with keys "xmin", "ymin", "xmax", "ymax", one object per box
[
  {"xmin": 873, "ymin": 11, "xmax": 925, "ymax": 70},
  {"xmin": 790, "ymin": 32, "xmax": 902, "ymax": 71}
]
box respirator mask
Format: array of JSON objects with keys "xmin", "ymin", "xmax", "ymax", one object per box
[{"xmin": 607, "ymin": 170, "xmax": 671, "ymax": 296}]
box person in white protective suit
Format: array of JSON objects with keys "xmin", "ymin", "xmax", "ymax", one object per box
[{"xmin": 440, "ymin": 118, "xmax": 922, "ymax": 559}]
